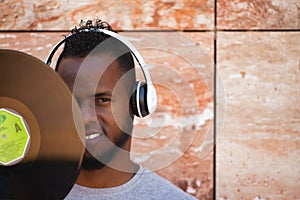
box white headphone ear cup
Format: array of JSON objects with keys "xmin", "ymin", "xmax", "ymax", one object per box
[{"xmin": 146, "ymin": 83, "xmax": 157, "ymax": 114}]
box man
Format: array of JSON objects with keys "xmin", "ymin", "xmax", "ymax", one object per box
[{"xmin": 55, "ymin": 19, "xmax": 196, "ymax": 200}]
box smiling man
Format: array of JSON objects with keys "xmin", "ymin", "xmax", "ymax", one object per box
[{"xmin": 55, "ymin": 19, "xmax": 196, "ymax": 200}]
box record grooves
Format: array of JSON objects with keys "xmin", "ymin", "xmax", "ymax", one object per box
[{"xmin": 0, "ymin": 49, "xmax": 85, "ymax": 199}]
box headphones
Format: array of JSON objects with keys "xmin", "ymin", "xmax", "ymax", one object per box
[{"xmin": 46, "ymin": 28, "xmax": 157, "ymax": 118}]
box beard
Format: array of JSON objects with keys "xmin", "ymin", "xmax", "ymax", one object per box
[{"xmin": 80, "ymin": 131, "xmax": 130, "ymax": 171}]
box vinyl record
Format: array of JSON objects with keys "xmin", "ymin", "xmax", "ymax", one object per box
[{"xmin": 0, "ymin": 49, "xmax": 85, "ymax": 199}]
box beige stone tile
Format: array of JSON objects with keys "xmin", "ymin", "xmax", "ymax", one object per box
[
  {"xmin": 217, "ymin": 0, "xmax": 300, "ymax": 30},
  {"xmin": 0, "ymin": 31, "xmax": 215, "ymax": 199},
  {"xmin": 0, "ymin": 0, "xmax": 214, "ymax": 30},
  {"xmin": 125, "ymin": 32, "xmax": 215, "ymax": 199},
  {"xmin": 216, "ymin": 32, "xmax": 300, "ymax": 199},
  {"xmin": 0, "ymin": 32, "xmax": 61, "ymax": 65}
]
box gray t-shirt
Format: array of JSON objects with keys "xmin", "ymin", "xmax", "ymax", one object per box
[{"xmin": 64, "ymin": 165, "xmax": 197, "ymax": 200}]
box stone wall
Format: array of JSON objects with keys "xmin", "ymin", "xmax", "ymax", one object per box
[{"xmin": 0, "ymin": 0, "xmax": 299, "ymax": 199}]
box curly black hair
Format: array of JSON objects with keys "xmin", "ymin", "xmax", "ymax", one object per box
[{"xmin": 55, "ymin": 19, "xmax": 134, "ymax": 74}]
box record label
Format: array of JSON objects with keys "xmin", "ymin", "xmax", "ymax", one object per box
[{"xmin": 0, "ymin": 108, "xmax": 30, "ymax": 166}]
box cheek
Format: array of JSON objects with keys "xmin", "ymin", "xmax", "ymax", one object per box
[
  {"xmin": 95, "ymin": 106, "xmax": 112, "ymax": 123},
  {"xmin": 95, "ymin": 98, "xmax": 132, "ymax": 135},
  {"xmin": 95, "ymin": 106, "xmax": 121, "ymax": 132},
  {"xmin": 112, "ymin": 100, "xmax": 133, "ymax": 134}
]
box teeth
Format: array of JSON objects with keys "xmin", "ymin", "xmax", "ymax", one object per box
[{"xmin": 86, "ymin": 133, "xmax": 102, "ymax": 140}]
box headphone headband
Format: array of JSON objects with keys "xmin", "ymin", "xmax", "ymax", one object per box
[{"xmin": 46, "ymin": 28, "xmax": 153, "ymax": 85}]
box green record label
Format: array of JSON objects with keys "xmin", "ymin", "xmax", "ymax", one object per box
[{"xmin": 0, "ymin": 108, "xmax": 30, "ymax": 166}]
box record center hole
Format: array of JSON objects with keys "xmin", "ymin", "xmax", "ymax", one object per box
[{"xmin": 2, "ymin": 134, "xmax": 6, "ymax": 140}]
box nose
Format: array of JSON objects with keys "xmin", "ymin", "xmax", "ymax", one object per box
[{"xmin": 80, "ymin": 101, "xmax": 97, "ymax": 124}]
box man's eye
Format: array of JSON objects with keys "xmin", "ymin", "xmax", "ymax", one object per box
[{"xmin": 96, "ymin": 98, "xmax": 111, "ymax": 104}]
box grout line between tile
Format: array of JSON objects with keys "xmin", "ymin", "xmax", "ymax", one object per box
[
  {"xmin": 213, "ymin": 0, "xmax": 217, "ymax": 199},
  {"xmin": 0, "ymin": 30, "xmax": 299, "ymax": 33}
]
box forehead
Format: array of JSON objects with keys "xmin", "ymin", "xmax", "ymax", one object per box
[{"xmin": 57, "ymin": 54, "xmax": 124, "ymax": 94}]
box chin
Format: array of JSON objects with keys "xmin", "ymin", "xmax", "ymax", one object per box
[
  {"xmin": 81, "ymin": 153, "xmax": 106, "ymax": 171},
  {"xmin": 81, "ymin": 147, "xmax": 117, "ymax": 171}
]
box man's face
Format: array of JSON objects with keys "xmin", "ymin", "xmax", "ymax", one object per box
[{"xmin": 57, "ymin": 54, "xmax": 133, "ymax": 170}]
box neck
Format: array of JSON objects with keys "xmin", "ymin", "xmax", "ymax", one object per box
[{"xmin": 76, "ymin": 149, "xmax": 139, "ymax": 188}]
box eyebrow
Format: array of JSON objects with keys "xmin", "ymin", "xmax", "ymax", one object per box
[{"xmin": 94, "ymin": 92, "xmax": 112, "ymax": 98}]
